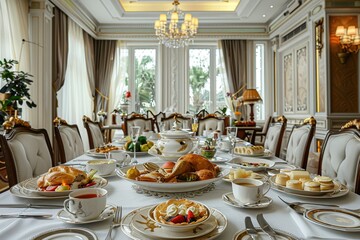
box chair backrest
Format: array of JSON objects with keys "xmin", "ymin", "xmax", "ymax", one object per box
[
  {"xmin": 123, "ymin": 114, "xmax": 155, "ymax": 136},
  {"xmin": 54, "ymin": 117, "xmax": 84, "ymax": 163},
  {"xmin": 264, "ymin": 115, "xmax": 287, "ymax": 157},
  {"xmin": 0, "ymin": 126, "xmax": 55, "ymax": 187},
  {"xmin": 197, "ymin": 114, "xmax": 227, "ymax": 136},
  {"xmin": 318, "ymin": 119, "xmax": 360, "ymax": 194},
  {"xmin": 196, "ymin": 109, "xmax": 209, "ymax": 119},
  {"xmin": 83, "ymin": 115, "xmax": 105, "ymax": 149},
  {"xmin": 259, "ymin": 115, "xmax": 273, "ymax": 135},
  {"xmin": 286, "ymin": 117, "xmax": 316, "ymax": 169},
  {"xmin": 146, "ymin": 110, "xmax": 165, "ymax": 132},
  {"xmin": 160, "ymin": 113, "xmax": 191, "ymax": 131}
]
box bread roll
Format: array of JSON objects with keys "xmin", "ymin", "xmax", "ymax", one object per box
[
  {"xmin": 286, "ymin": 180, "xmax": 302, "ymax": 190},
  {"xmin": 37, "ymin": 166, "xmax": 87, "ymax": 188},
  {"xmin": 275, "ymin": 173, "xmax": 290, "ymax": 186},
  {"xmin": 304, "ymin": 181, "xmax": 320, "ymax": 191},
  {"xmin": 289, "ymin": 171, "xmax": 310, "ymax": 180}
]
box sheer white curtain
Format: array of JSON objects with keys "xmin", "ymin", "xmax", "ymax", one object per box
[
  {"xmin": 57, "ymin": 19, "xmax": 93, "ymax": 150},
  {"xmin": 217, "ymin": 41, "xmax": 232, "ymax": 115}
]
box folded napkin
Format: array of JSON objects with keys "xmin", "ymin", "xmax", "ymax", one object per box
[{"xmin": 288, "ymin": 207, "xmax": 359, "ymax": 239}]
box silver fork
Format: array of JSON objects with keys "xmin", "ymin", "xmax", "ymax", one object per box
[{"xmin": 105, "ymin": 206, "xmax": 122, "ymax": 240}]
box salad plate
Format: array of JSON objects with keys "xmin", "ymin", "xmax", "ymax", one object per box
[
  {"xmin": 121, "ymin": 205, "xmax": 227, "ymax": 240},
  {"xmin": 269, "ymin": 175, "xmax": 349, "ymax": 199},
  {"xmin": 304, "ymin": 208, "xmax": 360, "ymax": 232},
  {"xmin": 226, "ymin": 158, "xmax": 275, "ymax": 171},
  {"xmin": 57, "ymin": 204, "xmax": 115, "ymax": 224},
  {"xmin": 31, "ymin": 228, "xmax": 97, "ymax": 240},
  {"xmin": 116, "ymin": 163, "xmax": 229, "ymax": 192},
  {"xmin": 21, "ymin": 176, "xmax": 108, "ymax": 197},
  {"xmin": 10, "ymin": 183, "xmax": 67, "ymax": 199},
  {"xmin": 233, "ymin": 228, "xmax": 299, "ymax": 240}
]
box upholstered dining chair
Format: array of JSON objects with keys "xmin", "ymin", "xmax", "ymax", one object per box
[
  {"xmin": 254, "ymin": 115, "xmax": 273, "ymax": 146},
  {"xmin": 160, "ymin": 113, "xmax": 191, "ymax": 131},
  {"xmin": 263, "ymin": 115, "xmax": 287, "ymax": 157},
  {"xmin": 0, "ymin": 120, "xmax": 55, "ymax": 187},
  {"xmin": 318, "ymin": 119, "xmax": 360, "ymax": 194},
  {"xmin": 83, "ymin": 115, "xmax": 105, "ymax": 149},
  {"xmin": 53, "ymin": 117, "xmax": 84, "ymax": 163},
  {"xmin": 197, "ymin": 114, "xmax": 227, "ymax": 136},
  {"xmin": 123, "ymin": 113, "xmax": 155, "ymax": 136},
  {"xmin": 195, "ymin": 109, "xmax": 209, "ymax": 119},
  {"xmin": 146, "ymin": 110, "xmax": 165, "ymax": 132},
  {"xmin": 285, "ymin": 116, "xmax": 316, "ymax": 169}
]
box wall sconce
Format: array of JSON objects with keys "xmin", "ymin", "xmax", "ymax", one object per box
[{"xmin": 335, "ymin": 25, "xmax": 360, "ymax": 63}]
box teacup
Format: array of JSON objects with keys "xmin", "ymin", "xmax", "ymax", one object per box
[
  {"xmin": 64, "ymin": 188, "xmax": 107, "ymax": 221},
  {"xmin": 218, "ymin": 141, "xmax": 231, "ymax": 151},
  {"xmin": 231, "ymin": 178, "xmax": 270, "ymax": 204}
]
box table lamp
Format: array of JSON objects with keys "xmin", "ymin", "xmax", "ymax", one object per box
[{"xmin": 242, "ymin": 89, "xmax": 262, "ymax": 122}]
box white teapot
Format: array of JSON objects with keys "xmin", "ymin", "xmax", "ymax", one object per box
[{"xmin": 156, "ymin": 130, "xmax": 194, "ymax": 157}]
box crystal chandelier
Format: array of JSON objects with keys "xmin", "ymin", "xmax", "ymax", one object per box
[{"xmin": 154, "ymin": 0, "xmax": 199, "ymax": 48}]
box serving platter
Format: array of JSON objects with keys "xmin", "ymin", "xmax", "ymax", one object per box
[
  {"xmin": 269, "ymin": 175, "xmax": 349, "ymax": 199},
  {"xmin": 226, "ymin": 158, "xmax": 275, "ymax": 171},
  {"xmin": 116, "ymin": 163, "xmax": 229, "ymax": 192},
  {"xmin": 31, "ymin": 228, "xmax": 97, "ymax": 240},
  {"xmin": 20, "ymin": 176, "xmax": 108, "ymax": 197},
  {"xmin": 304, "ymin": 208, "xmax": 360, "ymax": 232},
  {"xmin": 121, "ymin": 205, "xmax": 227, "ymax": 240}
]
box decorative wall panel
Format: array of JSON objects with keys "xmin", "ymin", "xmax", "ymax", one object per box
[
  {"xmin": 283, "ymin": 53, "xmax": 294, "ymax": 112},
  {"xmin": 296, "ymin": 46, "xmax": 308, "ymax": 112}
]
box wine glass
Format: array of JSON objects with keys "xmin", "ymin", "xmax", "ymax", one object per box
[
  {"xmin": 130, "ymin": 126, "xmax": 141, "ymax": 165},
  {"xmin": 191, "ymin": 117, "xmax": 199, "ymax": 136},
  {"xmin": 227, "ymin": 127, "xmax": 238, "ymax": 157}
]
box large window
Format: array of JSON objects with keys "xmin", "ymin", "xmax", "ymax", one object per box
[
  {"xmin": 255, "ymin": 43, "xmax": 265, "ymax": 121},
  {"xmin": 187, "ymin": 46, "xmax": 226, "ymax": 114}
]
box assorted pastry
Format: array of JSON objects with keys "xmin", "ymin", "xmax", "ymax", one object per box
[
  {"xmin": 95, "ymin": 144, "xmax": 120, "ymax": 153},
  {"xmin": 227, "ymin": 168, "xmax": 263, "ymax": 180},
  {"xmin": 125, "ymin": 153, "xmax": 220, "ymax": 183},
  {"xmin": 151, "ymin": 199, "xmax": 209, "ymax": 225},
  {"xmin": 37, "ymin": 166, "xmax": 97, "ymax": 192},
  {"xmin": 274, "ymin": 170, "xmax": 335, "ymax": 192},
  {"xmin": 234, "ymin": 145, "xmax": 264, "ymax": 155}
]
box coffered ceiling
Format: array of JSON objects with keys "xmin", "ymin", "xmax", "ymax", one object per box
[{"xmin": 52, "ymin": 0, "xmax": 294, "ymax": 38}]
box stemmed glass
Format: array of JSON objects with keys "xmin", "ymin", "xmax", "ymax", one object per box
[
  {"xmin": 227, "ymin": 127, "xmax": 238, "ymax": 157},
  {"xmin": 191, "ymin": 117, "xmax": 199, "ymax": 137},
  {"xmin": 130, "ymin": 126, "xmax": 141, "ymax": 165}
]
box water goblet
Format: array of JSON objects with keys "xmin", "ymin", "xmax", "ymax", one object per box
[
  {"xmin": 130, "ymin": 126, "xmax": 141, "ymax": 165},
  {"xmin": 227, "ymin": 127, "xmax": 238, "ymax": 157}
]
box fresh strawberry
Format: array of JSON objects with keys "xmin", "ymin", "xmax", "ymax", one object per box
[
  {"xmin": 169, "ymin": 214, "xmax": 186, "ymax": 224},
  {"xmin": 187, "ymin": 210, "xmax": 195, "ymax": 223}
]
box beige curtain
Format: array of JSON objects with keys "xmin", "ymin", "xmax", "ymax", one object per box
[
  {"xmin": 83, "ymin": 31, "xmax": 95, "ymax": 97},
  {"xmin": 94, "ymin": 40, "xmax": 116, "ymax": 114},
  {"xmin": 52, "ymin": 7, "xmax": 68, "ymax": 120},
  {"xmin": 220, "ymin": 40, "xmax": 247, "ymax": 94}
]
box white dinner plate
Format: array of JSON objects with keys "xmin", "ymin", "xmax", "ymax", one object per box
[
  {"xmin": 233, "ymin": 228, "xmax": 299, "ymax": 240},
  {"xmin": 226, "ymin": 158, "xmax": 275, "ymax": 171},
  {"xmin": 31, "ymin": 228, "xmax": 97, "ymax": 240},
  {"xmin": 10, "ymin": 183, "xmax": 67, "ymax": 199},
  {"xmin": 121, "ymin": 206, "xmax": 227, "ymax": 240},
  {"xmin": 269, "ymin": 175, "xmax": 349, "ymax": 199},
  {"xmin": 222, "ymin": 192, "xmax": 272, "ymax": 209},
  {"xmin": 131, "ymin": 205, "xmax": 216, "ymax": 239},
  {"xmin": 21, "ymin": 176, "xmax": 108, "ymax": 197},
  {"xmin": 234, "ymin": 149, "xmax": 273, "ymax": 158},
  {"xmin": 57, "ymin": 204, "xmax": 115, "ymax": 224},
  {"xmin": 86, "ymin": 150, "xmax": 107, "ymax": 158},
  {"xmin": 116, "ymin": 163, "xmax": 229, "ymax": 192},
  {"xmin": 305, "ymin": 208, "xmax": 360, "ymax": 232}
]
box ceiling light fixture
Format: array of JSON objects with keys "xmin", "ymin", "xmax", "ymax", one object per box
[{"xmin": 154, "ymin": 0, "xmax": 199, "ymax": 48}]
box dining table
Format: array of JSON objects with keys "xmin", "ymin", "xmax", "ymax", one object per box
[{"xmin": 0, "ymin": 143, "xmax": 359, "ymax": 240}]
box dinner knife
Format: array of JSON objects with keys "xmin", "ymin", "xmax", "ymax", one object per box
[
  {"xmin": 245, "ymin": 216, "xmax": 258, "ymax": 240},
  {"xmin": 0, "ymin": 204, "xmax": 63, "ymax": 209},
  {"xmin": 0, "ymin": 214, "xmax": 52, "ymax": 218},
  {"xmin": 256, "ymin": 213, "xmax": 277, "ymax": 240}
]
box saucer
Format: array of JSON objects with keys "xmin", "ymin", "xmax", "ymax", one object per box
[
  {"xmin": 222, "ymin": 192, "xmax": 272, "ymax": 209},
  {"xmin": 57, "ymin": 204, "xmax": 115, "ymax": 224}
]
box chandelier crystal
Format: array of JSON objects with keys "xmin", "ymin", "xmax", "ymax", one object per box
[{"xmin": 154, "ymin": 0, "xmax": 199, "ymax": 48}]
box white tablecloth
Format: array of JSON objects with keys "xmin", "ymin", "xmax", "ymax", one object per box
[{"xmin": 0, "ymin": 151, "xmax": 359, "ymax": 240}]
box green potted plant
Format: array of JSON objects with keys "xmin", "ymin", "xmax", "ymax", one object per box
[
  {"xmin": 0, "ymin": 59, "xmax": 37, "ymax": 122},
  {"xmin": 200, "ymin": 138, "xmax": 216, "ymax": 159}
]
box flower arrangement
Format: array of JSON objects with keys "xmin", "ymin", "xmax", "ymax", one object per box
[{"xmin": 122, "ymin": 91, "xmax": 131, "ymax": 104}]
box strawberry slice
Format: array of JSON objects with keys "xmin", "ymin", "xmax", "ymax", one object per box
[
  {"xmin": 170, "ymin": 214, "xmax": 186, "ymax": 224},
  {"xmin": 187, "ymin": 210, "xmax": 195, "ymax": 223}
]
